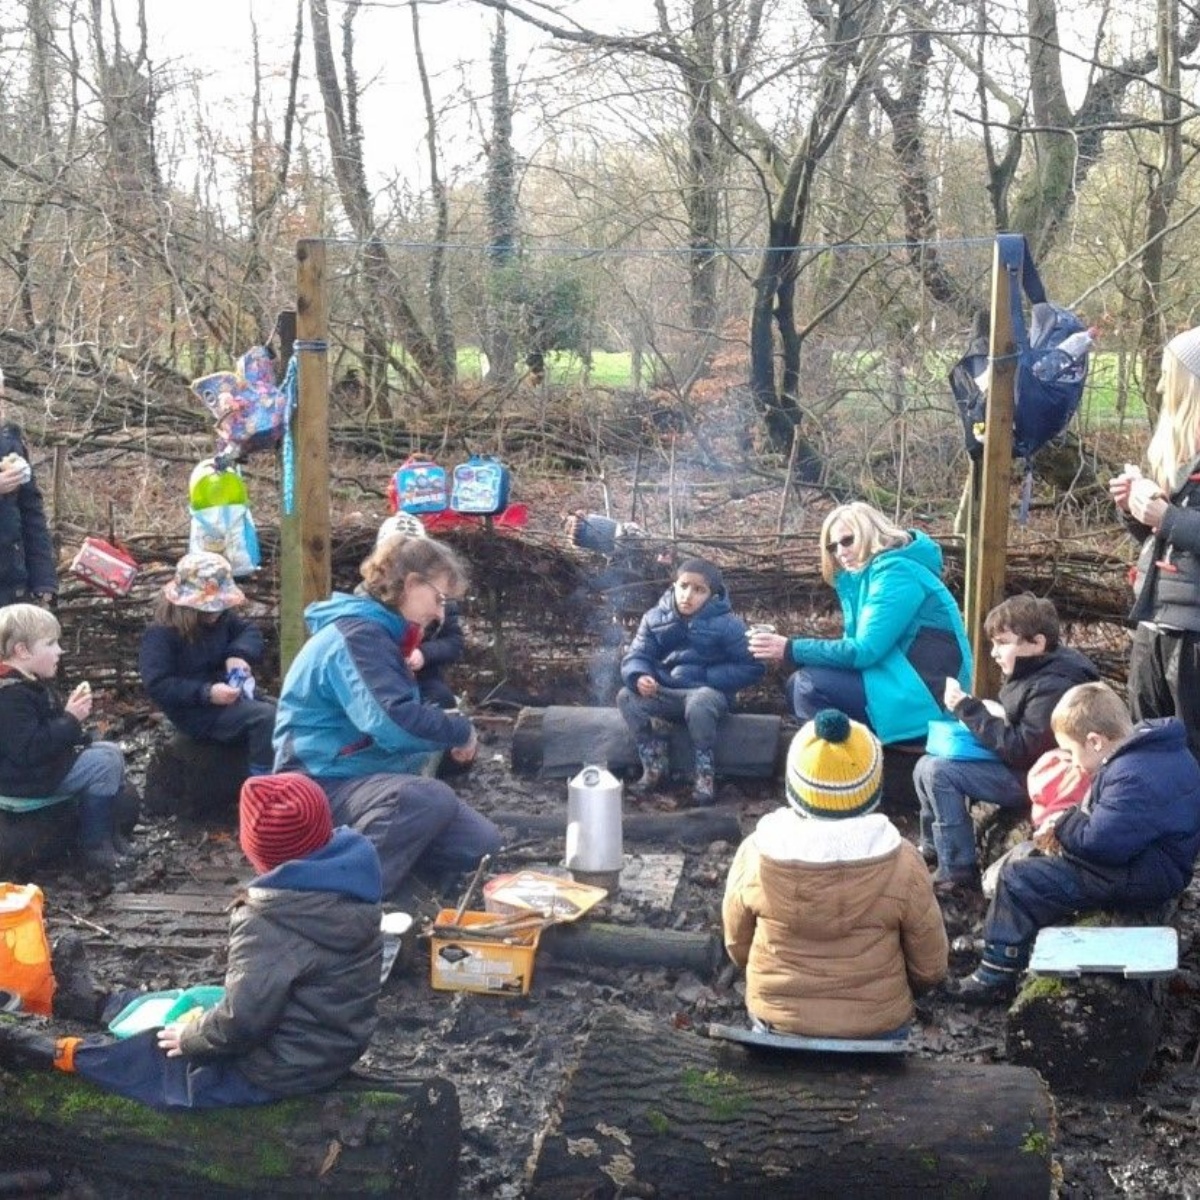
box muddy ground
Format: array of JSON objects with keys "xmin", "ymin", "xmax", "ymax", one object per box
[{"xmin": 18, "ymin": 710, "xmax": 1200, "ymax": 1199}]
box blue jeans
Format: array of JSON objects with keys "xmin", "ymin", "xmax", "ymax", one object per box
[
  {"xmin": 786, "ymin": 667, "xmax": 869, "ymax": 727},
  {"xmin": 913, "ymin": 754, "xmax": 1028, "ymax": 877},
  {"xmin": 616, "ymin": 685, "xmax": 729, "ymax": 753},
  {"xmin": 206, "ymin": 698, "xmax": 278, "ymax": 772},
  {"xmin": 320, "ymin": 773, "xmax": 501, "ymax": 899},
  {"xmin": 985, "ymin": 854, "xmax": 1151, "ymax": 958},
  {"xmin": 60, "ymin": 741, "xmax": 125, "ymax": 848}
]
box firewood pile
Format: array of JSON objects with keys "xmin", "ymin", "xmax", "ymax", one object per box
[{"xmin": 53, "ymin": 521, "xmax": 1136, "ymax": 705}]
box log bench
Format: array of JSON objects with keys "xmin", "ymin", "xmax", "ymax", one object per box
[
  {"xmin": 143, "ymin": 731, "xmax": 249, "ymax": 820},
  {"xmin": 0, "ymin": 785, "xmax": 140, "ymax": 877},
  {"xmin": 511, "ymin": 705, "xmax": 783, "ymax": 779},
  {"xmin": 0, "ymin": 1057, "xmax": 461, "ymax": 1197},
  {"xmin": 1005, "ymin": 905, "xmax": 1180, "ymax": 1099},
  {"xmin": 528, "ymin": 1008, "xmax": 1055, "ymax": 1197}
]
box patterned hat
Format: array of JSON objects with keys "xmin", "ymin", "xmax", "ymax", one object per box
[
  {"xmin": 786, "ymin": 709, "xmax": 883, "ymax": 819},
  {"xmin": 239, "ymin": 773, "xmax": 333, "ymax": 874},
  {"xmin": 375, "ymin": 512, "xmax": 428, "ymax": 547},
  {"xmin": 163, "ymin": 551, "xmax": 245, "ymax": 613},
  {"xmin": 1167, "ymin": 326, "xmax": 1200, "ymax": 379}
]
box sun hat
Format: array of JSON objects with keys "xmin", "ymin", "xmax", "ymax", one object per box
[
  {"xmin": 239, "ymin": 774, "xmax": 333, "ymax": 875},
  {"xmin": 163, "ymin": 551, "xmax": 246, "ymax": 613},
  {"xmin": 785, "ymin": 708, "xmax": 883, "ymax": 819}
]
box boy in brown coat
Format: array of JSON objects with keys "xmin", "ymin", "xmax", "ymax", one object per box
[{"xmin": 722, "ymin": 709, "xmax": 948, "ymax": 1037}]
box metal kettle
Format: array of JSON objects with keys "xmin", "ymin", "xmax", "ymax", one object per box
[{"xmin": 565, "ymin": 764, "xmax": 624, "ymax": 876}]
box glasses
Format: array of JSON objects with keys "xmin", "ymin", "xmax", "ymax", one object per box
[
  {"xmin": 419, "ymin": 578, "xmax": 451, "ymax": 606},
  {"xmin": 826, "ymin": 534, "xmax": 856, "ymax": 553}
]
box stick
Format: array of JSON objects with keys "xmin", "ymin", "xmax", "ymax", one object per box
[
  {"xmin": 629, "ymin": 445, "xmax": 642, "ymax": 522},
  {"xmin": 776, "ymin": 424, "xmax": 801, "ymax": 538},
  {"xmin": 452, "ymin": 854, "xmax": 491, "ymax": 924},
  {"xmin": 64, "ymin": 910, "xmax": 114, "ymax": 939},
  {"xmin": 667, "ymin": 436, "xmax": 677, "ymax": 539}
]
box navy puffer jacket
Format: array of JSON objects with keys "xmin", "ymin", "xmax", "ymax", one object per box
[
  {"xmin": 0, "ymin": 423, "xmax": 56, "ymax": 604},
  {"xmin": 621, "ymin": 588, "xmax": 765, "ymax": 701},
  {"xmin": 1056, "ymin": 718, "xmax": 1200, "ymax": 900}
]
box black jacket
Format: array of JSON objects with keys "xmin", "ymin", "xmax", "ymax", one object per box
[
  {"xmin": 952, "ymin": 645, "xmax": 1100, "ymax": 773},
  {"xmin": 138, "ymin": 612, "xmax": 265, "ymax": 738},
  {"xmin": 178, "ymin": 828, "xmax": 383, "ymax": 1097},
  {"xmin": 1127, "ymin": 460, "xmax": 1200, "ymax": 632},
  {"xmin": 0, "ymin": 665, "xmax": 89, "ymax": 795},
  {"xmin": 0, "ymin": 423, "xmax": 57, "ymax": 604},
  {"xmin": 415, "ymin": 604, "xmax": 464, "ymax": 693}
]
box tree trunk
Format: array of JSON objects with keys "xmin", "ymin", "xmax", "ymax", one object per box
[
  {"xmin": 541, "ymin": 922, "xmax": 724, "ymax": 978},
  {"xmin": 0, "ymin": 1067, "xmax": 461, "ymax": 1198},
  {"xmin": 529, "ymin": 1009, "xmax": 1055, "ymax": 1198},
  {"xmin": 489, "ymin": 807, "xmax": 741, "ymax": 846}
]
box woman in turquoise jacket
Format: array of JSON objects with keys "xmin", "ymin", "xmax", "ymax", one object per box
[{"xmin": 750, "ymin": 503, "xmax": 973, "ymax": 745}]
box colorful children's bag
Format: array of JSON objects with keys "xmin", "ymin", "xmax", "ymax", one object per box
[
  {"xmin": 0, "ymin": 882, "xmax": 54, "ymax": 1015},
  {"xmin": 70, "ymin": 536, "xmax": 139, "ymax": 597},
  {"xmin": 191, "ymin": 345, "xmax": 287, "ymax": 464},
  {"xmin": 450, "ymin": 454, "xmax": 511, "ymax": 516},
  {"xmin": 388, "ymin": 454, "xmax": 448, "ymax": 515}
]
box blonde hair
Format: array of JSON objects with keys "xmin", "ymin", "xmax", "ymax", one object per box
[
  {"xmin": 818, "ymin": 502, "xmax": 911, "ymax": 585},
  {"xmin": 0, "ymin": 603, "xmax": 60, "ymax": 659},
  {"xmin": 1051, "ymin": 682, "xmax": 1133, "ymax": 744},
  {"xmin": 360, "ymin": 536, "xmax": 469, "ymax": 610},
  {"xmin": 1146, "ymin": 347, "xmax": 1200, "ymax": 492}
]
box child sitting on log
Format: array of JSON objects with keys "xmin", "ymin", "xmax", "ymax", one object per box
[
  {"xmin": 618, "ymin": 557, "xmax": 764, "ymax": 806},
  {"xmin": 914, "ymin": 593, "xmax": 1099, "ymax": 897},
  {"xmin": 952, "ymin": 682, "xmax": 1200, "ymax": 1003},
  {"xmin": 0, "ymin": 774, "xmax": 384, "ymax": 1109},
  {"xmin": 376, "ymin": 513, "xmax": 464, "ymax": 710},
  {"xmin": 139, "ymin": 551, "xmax": 278, "ymax": 777},
  {"xmin": 0, "ymin": 603, "xmax": 132, "ymax": 874},
  {"xmin": 722, "ymin": 709, "xmax": 948, "ymax": 1038}
]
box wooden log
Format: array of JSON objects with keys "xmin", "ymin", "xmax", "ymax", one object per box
[
  {"xmin": 511, "ymin": 706, "xmax": 783, "ymax": 778},
  {"xmin": 0, "ymin": 1064, "xmax": 460, "ymax": 1198},
  {"xmin": 1006, "ymin": 972, "xmax": 1165, "ymax": 1100},
  {"xmin": 1005, "ymin": 907, "xmax": 1177, "ymax": 1099},
  {"xmin": 540, "ymin": 922, "xmax": 724, "ymax": 979},
  {"xmin": 529, "ymin": 1009, "xmax": 1055, "ymax": 1198},
  {"xmin": 490, "ymin": 808, "xmax": 741, "ymax": 846},
  {"xmin": 0, "ymin": 785, "xmax": 138, "ymax": 878},
  {"xmin": 143, "ymin": 731, "xmax": 248, "ymax": 821}
]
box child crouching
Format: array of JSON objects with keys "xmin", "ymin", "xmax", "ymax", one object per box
[{"xmin": 722, "ymin": 709, "xmax": 948, "ymax": 1038}]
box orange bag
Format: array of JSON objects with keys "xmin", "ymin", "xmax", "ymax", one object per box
[
  {"xmin": 0, "ymin": 883, "xmax": 55, "ymax": 1015},
  {"xmin": 1028, "ymin": 748, "xmax": 1091, "ymax": 827}
]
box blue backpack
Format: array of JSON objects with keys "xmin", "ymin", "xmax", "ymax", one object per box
[{"xmin": 950, "ymin": 235, "xmax": 1089, "ymax": 470}]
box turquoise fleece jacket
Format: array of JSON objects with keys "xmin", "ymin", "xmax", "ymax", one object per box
[{"xmin": 788, "ymin": 531, "xmax": 973, "ymax": 744}]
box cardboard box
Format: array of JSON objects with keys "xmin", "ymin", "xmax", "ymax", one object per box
[{"xmin": 430, "ymin": 909, "xmax": 541, "ymax": 997}]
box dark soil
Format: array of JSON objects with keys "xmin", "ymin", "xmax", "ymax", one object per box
[{"xmin": 17, "ymin": 713, "xmax": 1200, "ymax": 1198}]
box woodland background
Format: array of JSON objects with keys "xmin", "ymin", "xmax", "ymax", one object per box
[{"xmin": 0, "ymin": 0, "xmax": 1197, "ymax": 566}]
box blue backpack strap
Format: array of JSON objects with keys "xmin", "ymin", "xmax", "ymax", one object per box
[{"xmin": 996, "ymin": 233, "xmax": 1045, "ymax": 353}]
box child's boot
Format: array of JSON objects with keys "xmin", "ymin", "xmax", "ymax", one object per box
[
  {"xmin": 0, "ymin": 1018, "xmax": 59, "ymax": 1069},
  {"xmin": 691, "ymin": 748, "xmax": 716, "ymax": 807},
  {"xmin": 629, "ymin": 736, "xmax": 669, "ymax": 796},
  {"xmin": 950, "ymin": 941, "xmax": 1025, "ymax": 1004},
  {"xmin": 50, "ymin": 933, "xmax": 104, "ymax": 1024},
  {"xmin": 76, "ymin": 795, "xmax": 126, "ymax": 876}
]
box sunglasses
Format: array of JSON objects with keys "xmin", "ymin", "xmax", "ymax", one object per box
[{"xmin": 826, "ymin": 534, "xmax": 856, "ymax": 553}]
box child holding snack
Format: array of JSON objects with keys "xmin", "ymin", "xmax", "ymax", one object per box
[
  {"xmin": 0, "ymin": 604, "xmax": 131, "ymax": 872},
  {"xmin": 139, "ymin": 552, "xmax": 277, "ymax": 777}
]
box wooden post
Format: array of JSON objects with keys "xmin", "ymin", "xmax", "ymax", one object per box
[
  {"xmin": 280, "ymin": 240, "xmax": 330, "ymax": 676},
  {"xmin": 968, "ymin": 239, "xmax": 1017, "ymax": 697}
]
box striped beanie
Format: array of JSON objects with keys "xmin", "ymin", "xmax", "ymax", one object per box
[
  {"xmin": 785, "ymin": 709, "xmax": 883, "ymax": 819},
  {"xmin": 239, "ymin": 774, "xmax": 333, "ymax": 874},
  {"xmin": 1167, "ymin": 326, "xmax": 1200, "ymax": 379}
]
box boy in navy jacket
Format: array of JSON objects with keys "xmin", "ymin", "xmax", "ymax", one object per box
[
  {"xmin": 954, "ymin": 682, "xmax": 1200, "ymax": 1002},
  {"xmin": 618, "ymin": 557, "xmax": 764, "ymax": 806}
]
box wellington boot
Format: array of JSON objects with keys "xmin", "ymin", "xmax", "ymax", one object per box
[{"xmin": 0, "ymin": 1016, "xmax": 58, "ymax": 1069}]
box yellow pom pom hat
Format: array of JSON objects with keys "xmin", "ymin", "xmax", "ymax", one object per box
[{"xmin": 785, "ymin": 708, "xmax": 883, "ymax": 819}]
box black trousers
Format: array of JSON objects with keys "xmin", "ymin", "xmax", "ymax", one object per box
[{"xmin": 1128, "ymin": 623, "xmax": 1200, "ymax": 765}]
